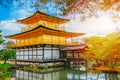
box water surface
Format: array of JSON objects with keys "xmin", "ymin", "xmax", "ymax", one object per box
[{"xmin": 11, "ymin": 68, "xmax": 120, "ymax": 80}]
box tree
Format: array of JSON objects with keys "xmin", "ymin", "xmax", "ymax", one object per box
[
  {"xmin": 82, "ymin": 31, "xmax": 120, "ymax": 68},
  {"xmin": 0, "ymin": 49, "xmax": 16, "ymax": 64},
  {"xmin": 1, "ymin": 40, "xmax": 16, "ymax": 64},
  {"xmin": 0, "ymin": 30, "xmax": 5, "ymax": 44},
  {"xmin": 4, "ymin": 40, "xmax": 15, "ymax": 49},
  {"xmin": 0, "ymin": 30, "xmax": 16, "ymax": 64},
  {"xmin": 0, "ymin": 0, "xmax": 119, "ymax": 11},
  {"xmin": 105, "ymin": 31, "xmax": 120, "ymax": 67},
  {"xmin": 83, "ymin": 36, "xmax": 109, "ymax": 61}
]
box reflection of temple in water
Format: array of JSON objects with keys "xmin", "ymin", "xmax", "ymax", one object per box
[
  {"xmin": 15, "ymin": 69, "xmax": 120, "ymax": 80},
  {"xmin": 16, "ymin": 69, "xmax": 67, "ymax": 80}
]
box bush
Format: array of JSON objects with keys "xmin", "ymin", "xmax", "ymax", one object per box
[
  {"xmin": 23, "ymin": 66, "xmax": 30, "ymax": 71},
  {"xmin": 0, "ymin": 63, "xmax": 10, "ymax": 72},
  {"xmin": 0, "ymin": 72, "xmax": 4, "ymax": 78},
  {"xmin": 4, "ymin": 72, "xmax": 11, "ymax": 77},
  {"xmin": 0, "ymin": 72, "xmax": 11, "ymax": 78},
  {"xmin": 30, "ymin": 64, "xmax": 38, "ymax": 72},
  {"xmin": 0, "ymin": 64, "xmax": 11, "ymax": 79}
]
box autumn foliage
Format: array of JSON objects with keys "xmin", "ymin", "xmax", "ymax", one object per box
[
  {"xmin": 0, "ymin": 0, "xmax": 119, "ymax": 20},
  {"xmin": 83, "ymin": 31, "xmax": 120, "ymax": 68}
]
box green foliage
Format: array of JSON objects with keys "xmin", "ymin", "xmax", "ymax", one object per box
[
  {"xmin": 0, "ymin": 72, "xmax": 11, "ymax": 78},
  {"xmin": 0, "ymin": 72, "xmax": 4, "ymax": 78},
  {"xmin": 0, "ymin": 30, "xmax": 16, "ymax": 64},
  {"xmin": 23, "ymin": 66, "xmax": 30, "ymax": 71},
  {"xmin": 0, "ymin": 49, "xmax": 16, "ymax": 64},
  {"xmin": 30, "ymin": 64, "xmax": 39, "ymax": 72},
  {"xmin": 0, "ymin": 64, "xmax": 11, "ymax": 79},
  {"xmin": 0, "ymin": 63, "xmax": 11, "ymax": 78},
  {"xmin": 0, "ymin": 30, "xmax": 5, "ymax": 44},
  {"xmin": 115, "ymin": 62, "xmax": 120, "ymax": 66},
  {"xmin": 4, "ymin": 72, "xmax": 11, "ymax": 77},
  {"xmin": 0, "ymin": 63, "xmax": 10, "ymax": 72}
]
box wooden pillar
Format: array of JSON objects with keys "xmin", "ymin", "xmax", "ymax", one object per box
[
  {"xmin": 32, "ymin": 46, "xmax": 33, "ymax": 60},
  {"xmin": 72, "ymin": 50, "xmax": 74, "ymax": 66},
  {"xmin": 60, "ymin": 51, "xmax": 62, "ymax": 59},
  {"xmin": 28, "ymin": 47, "xmax": 29, "ymax": 60},
  {"xmin": 23, "ymin": 47, "xmax": 25, "ymax": 61},
  {"xmin": 15, "ymin": 48, "xmax": 18, "ymax": 65},
  {"xmin": 78, "ymin": 50, "xmax": 80, "ymax": 65},
  {"xmin": 36, "ymin": 45, "xmax": 38, "ymax": 61},
  {"xmin": 72, "ymin": 51, "xmax": 74, "ymax": 59},
  {"xmin": 51, "ymin": 45, "xmax": 53, "ymax": 59},
  {"xmin": 59, "ymin": 45, "xmax": 60, "ymax": 59},
  {"xmin": 78, "ymin": 50, "xmax": 79, "ymax": 60},
  {"xmin": 42, "ymin": 44, "xmax": 44, "ymax": 61},
  {"xmin": 19, "ymin": 48, "xmax": 20, "ymax": 60},
  {"xmin": 65, "ymin": 51, "xmax": 67, "ymax": 59},
  {"xmin": 66, "ymin": 61, "xmax": 70, "ymax": 68}
]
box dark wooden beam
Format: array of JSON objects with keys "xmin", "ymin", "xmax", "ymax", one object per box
[
  {"xmin": 42, "ymin": 44, "xmax": 45, "ymax": 61},
  {"xmin": 51, "ymin": 45, "xmax": 53, "ymax": 59}
]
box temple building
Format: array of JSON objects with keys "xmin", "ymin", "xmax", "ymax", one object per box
[
  {"xmin": 61, "ymin": 44, "xmax": 87, "ymax": 67},
  {"xmin": 6, "ymin": 11, "xmax": 84, "ymax": 63}
]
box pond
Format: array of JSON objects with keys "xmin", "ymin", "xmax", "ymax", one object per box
[{"xmin": 11, "ymin": 68, "xmax": 120, "ymax": 80}]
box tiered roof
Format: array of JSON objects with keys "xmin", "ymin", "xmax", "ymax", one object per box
[
  {"xmin": 6, "ymin": 11, "xmax": 84, "ymax": 39},
  {"xmin": 6, "ymin": 25, "xmax": 84, "ymax": 39},
  {"xmin": 18, "ymin": 11, "xmax": 69, "ymax": 24}
]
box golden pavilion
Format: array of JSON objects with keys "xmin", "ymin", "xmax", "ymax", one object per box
[{"xmin": 6, "ymin": 11, "xmax": 84, "ymax": 63}]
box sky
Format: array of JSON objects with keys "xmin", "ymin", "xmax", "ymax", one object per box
[
  {"xmin": 0, "ymin": 1, "xmax": 120, "ymax": 40},
  {"xmin": 67, "ymin": 12, "xmax": 117, "ymax": 34}
]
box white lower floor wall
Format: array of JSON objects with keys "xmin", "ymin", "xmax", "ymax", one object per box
[
  {"xmin": 53, "ymin": 50, "xmax": 59, "ymax": 59},
  {"xmin": 44, "ymin": 50, "xmax": 52, "ymax": 59},
  {"xmin": 16, "ymin": 47, "xmax": 60, "ymax": 61}
]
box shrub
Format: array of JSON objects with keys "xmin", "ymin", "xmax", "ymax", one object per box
[
  {"xmin": 0, "ymin": 72, "xmax": 11, "ymax": 78},
  {"xmin": 4, "ymin": 72, "xmax": 11, "ymax": 77},
  {"xmin": 0, "ymin": 72, "xmax": 4, "ymax": 78},
  {"xmin": 0, "ymin": 63, "xmax": 10, "ymax": 72},
  {"xmin": 30, "ymin": 64, "xmax": 38, "ymax": 72}
]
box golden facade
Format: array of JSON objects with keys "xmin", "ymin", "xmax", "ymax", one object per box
[
  {"xmin": 7, "ymin": 11, "xmax": 83, "ymax": 46},
  {"xmin": 6, "ymin": 11, "xmax": 84, "ymax": 62}
]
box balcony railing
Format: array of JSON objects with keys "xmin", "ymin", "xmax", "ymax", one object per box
[
  {"xmin": 67, "ymin": 41, "xmax": 80, "ymax": 45},
  {"xmin": 21, "ymin": 21, "xmax": 65, "ymax": 32}
]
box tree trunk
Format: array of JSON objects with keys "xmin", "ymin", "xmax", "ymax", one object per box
[
  {"xmin": 4, "ymin": 59, "xmax": 7, "ymax": 64},
  {"xmin": 96, "ymin": 59, "xmax": 99, "ymax": 66},
  {"xmin": 111, "ymin": 61, "xmax": 114, "ymax": 69},
  {"xmin": 96, "ymin": 73, "xmax": 100, "ymax": 80},
  {"xmin": 104, "ymin": 60, "xmax": 108, "ymax": 66},
  {"xmin": 85, "ymin": 60, "xmax": 88, "ymax": 80}
]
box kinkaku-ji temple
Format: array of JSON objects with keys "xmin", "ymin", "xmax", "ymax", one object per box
[{"xmin": 6, "ymin": 11, "xmax": 85, "ymax": 67}]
